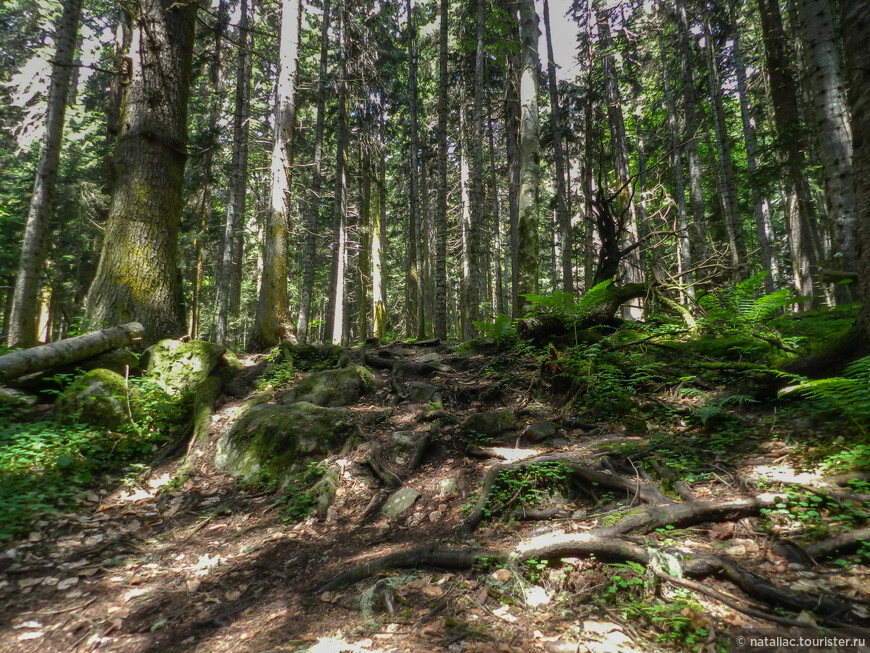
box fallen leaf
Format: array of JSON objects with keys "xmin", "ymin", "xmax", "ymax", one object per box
[
  {"xmin": 421, "ymin": 584, "xmax": 444, "ymax": 598},
  {"xmin": 320, "ymin": 591, "xmax": 334, "ymax": 602},
  {"xmin": 225, "ymin": 590, "xmax": 241, "ymax": 601}
]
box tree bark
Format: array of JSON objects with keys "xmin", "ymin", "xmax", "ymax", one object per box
[
  {"xmin": 85, "ymin": 0, "xmax": 197, "ymax": 345},
  {"xmin": 434, "ymin": 0, "xmax": 449, "ymax": 340},
  {"xmin": 797, "ymin": 0, "xmax": 856, "ymax": 295},
  {"xmin": 466, "ymin": 0, "xmax": 486, "ymax": 335},
  {"xmin": 372, "ymin": 115, "xmax": 387, "ymax": 340},
  {"xmin": 406, "ymin": 0, "xmax": 424, "ymax": 339},
  {"xmin": 703, "ymin": 14, "xmax": 748, "ymax": 276},
  {"xmin": 840, "ymin": 1, "xmax": 870, "ymax": 341},
  {"xmin": 216, "ymin": 0, "xmax": 253, "ymax": 346},
  {"xmin": 0, "ymin": 323, "xmax": 144, "ymax": 384},
  {"xmin": 500, "ymin": 0, "xmax": 520, "ymax": 317},
  {"xmin": 516, "ymin": 0, "xmax": 541, "ymax": 315},
  {"xmin": 676, "ymin": 0, "xmax": 707, "ymax": 257},
  {"xmin": 297, "ymin": 0, "xmax": 331, "ymax": 345},
  {"xmin": 326, "ymin": 0, "xmax": 349, "ymax": 345},
  {"xmin": 759, "ymin": 0, "xmax": 820, "ymax": 308},
  {"xmin": 250, "ymin": 0, "xmax": 301, "ymax": 351},
  {"xmin": 542, "ymin": 0, "xmax": 572, "ymax": 295},
  {"xmin": 730, "ymin": 0, "xmax": 779, "ymax": 293},
  {"xmin": 7, "ymin": 0, "xmax": 81, "ymax": 349},
  {"xmin": 661, "ymin": 42, "xmax": 694, "ymax": 301},
  {"xmin": 595, "ymin": 0, "xmax": 642, "ymax": 318}
]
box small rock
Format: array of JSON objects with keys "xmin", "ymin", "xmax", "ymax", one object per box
[
  {"xmin": 492, "ymin": 568, "xmax": 511, "ymax": 582},
  {"xmin": 381, "ymin": 488, "xmax": 421, "ymax": 519},
  {"xmin": 428, "ymin": 510, "xmax": 443, "ymax": 523},
  {"xmin": 723, "ymin": 544, "xmax": 747, "ymax": 556},
  {"xmin": 438, "ymin": 478, "xmax": 460, "ymax": 497},
  {"xmin": 417, "ymin": 353, "xmax": 442, "ymax": 364},
  {"xmin": 407, "ymin": 381, "xmax": 439, "ymax": 404},
  {"xmin": 523, "ymin": 421, "xmax": 558, "ymax": 443},
  {"xmin": 392, "ymin": 431, "xmax": 418, "ymax": 449},
  {"xmin": 461, "ymin": 409, "xmax": 517, "ymax": 436}
]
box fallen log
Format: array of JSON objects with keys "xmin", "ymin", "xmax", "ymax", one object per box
[{"xmin": 0, "ymin": 322, "xmax": 145, "ymax": 385}]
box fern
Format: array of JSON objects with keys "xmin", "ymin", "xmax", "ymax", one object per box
[
  {"xmin": 699, "ymin": 272, "xmax": 797, "ymax": 330},
  {"xmin": 779, "ymin": 356, "xmax": 870, "ymax": 435},
  {"xmin": 473, "ymin": 313, "xmax": 515, "ymax": 344},
  {"xmin": 522, "ymin": 280, "xmax": 614, "ymax": 323}
]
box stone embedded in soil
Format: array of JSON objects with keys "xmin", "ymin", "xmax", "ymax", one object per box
[
  {"xmin": 0, "ymin": 387, "xmax": 37, "ymax": 411},
  {"xmin": 407, "ymin": 381, "xmax": 440, "ymax": 404},
  {"xmin": 437, "ymin": 477, "xmax": 461, "ymax": 497},
  {"xmin": 417, "ymin": 353, "xmax": 441, "ymax": 364},
  {"xmin": 381, "ymin": 487, "xmax": 421, "ymax": 519},
  {"xmin": 392, "ymin": 430, "xmax": 419, "ymax": 449},
  {"xmin": 214, "ymin": 401, "xmax": 358, "ymax": 485},
  {"xmin": 280, "ymin": 366, "xmax": 374, "ymax": 407},
  {"xmin": 523, "ymin": 421, "xmax": 558, "ymax": 442},
  {"xmin": 461, "ymin": 409, "xmax": 517, "ymax": 436}
]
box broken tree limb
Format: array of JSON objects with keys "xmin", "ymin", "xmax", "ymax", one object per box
[{"xmin": 0, "ymin": 322, "xmax": 145, "ymax": 384}]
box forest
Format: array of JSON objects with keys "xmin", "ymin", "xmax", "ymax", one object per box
[{"xmin": 1, "ymin": 0, "xmax": 870, "ymax": 650}]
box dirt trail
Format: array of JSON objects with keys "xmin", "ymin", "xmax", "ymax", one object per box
[{"xmin": 1, "ymin": 343, "xmax": 869, "ymax": 653}]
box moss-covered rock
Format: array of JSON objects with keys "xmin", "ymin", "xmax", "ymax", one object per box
[
  {"xmin": 460, "ymin": 409, "xmax": 517, "ymax": 436},
  {"xmin": 278, "ymin": 342, "xmax": 343, "ymax": 371},
  {"xmin": 214, "ymin": 401, "xmax": 359, "ymax": 485},
  {"xmin": 86, "ymin": 349, "xmax": 140, "ymax": 376},
  {"xmin": 55, "ymin": 369, "xmax": 139, "ymax": 430},
  {"xmin": 143, "ymin": 339, "xmax": 240, "ymax": 398},
  {"xmin": 280, "ymin": 366, "xmax": 374, "ymax": 407},
  {"xmin": 0, "ymin": 388, "xmax": 37, "ymax": 413}
]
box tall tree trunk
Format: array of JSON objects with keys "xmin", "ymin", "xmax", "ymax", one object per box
[
  {"xmin": 85, "ymin": 0, "xmax": 197, "ymax": 344},
  {"xmin": 189, "ymin": 0, "xmax": 224, "ymax": 341},
  {"xmin": 839, "ymin": 1, "xmax": 870, "ymax": 340},
  {"xmin": 460, "ymin": 106, "xmax": 474, "ymax": 339},
  {"xmin": 216, "ymin": 0, "xmax": 253, "ymax": 346},
  {"xmin": 372, "ymin": 115, "xmax": 387, "ymax": 340},
  {"xmin": 703, "ymin": 15, "xmax": 748, "ymax": 276},
  {"xmin": 759, "ymin": 0, "xmax": 820, "ymax": 308},
  {"xmin": 542, "ymin": 0, "xmax": 571, "ymax": 295},
  {"xmin": 466, "ymin": 0, "xmax": 486, "ymax": 336},
  {"xmin": 434, "ymin": 0, "xmax": 449, "ymax": 340},
  {"xmin": 8, "ymin": 0, "xmax": 81, "ymax": 348},
  {"xmin": 797, "ymin": 0, "xmax": 856, "ymax": 291},
  {"xmin": 359, "ymin": 135, "xmax": 371, "ymax": 340},
  {"xmin": 595, "ymin": 0, "xmax": 642, "ymax": 317},
  {"xmin": 487, "ymin": 100, "xmax": 506, "ymax": 317},
  {"xmin": 676, "ymin": 0, "xmax": 707, "ymax": 257},
  {"xmin": 661, "ymin": 43, "xmax": 694, "ymax": 301},
  {"xmin": 730, "ymin": 0, "xmax": 778, "ymax": 292},
  {"xmin": 516, "ymin": 0, "xmax": 541, "ymax": 314},
  {"xmin": 407, "ymin": 0, "xmax": 424, "ymax": 339},
  {"xmin": 500, "ymin": 0, "xmax": 520, "ymax": 317},
  {"xmin": 326, "ymin": 0, "xmax": 348, "ymax": 345},
  {"xmin": 250, "ymin": 0, "xmax": 300, "ymax": 350},
  {"xmin": 297, "ymin": 0, "xmax": 330, "ymax": 344}
]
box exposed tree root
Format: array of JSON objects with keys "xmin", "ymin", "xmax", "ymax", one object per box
[
  {"xmin": 317, "ymin": 530, "xmax": 867, "ymax": 625},
  {"xmin": 364, "ymin": 445, "xmax": 402, "ymax": 488},
  {"xmin": 408, "ymin": 432, "xmax": 432, "ymax": 471},
  {"xmin": 595, "ymin": 494, "xmax": 779, "ymax": 537},
  {"xmin": 457, "ymin": 454, "xmax": 672, "ymax": 539},
  {"xmin": 806, "ymin": 526, "xmax": 870, "ymax": 560}
]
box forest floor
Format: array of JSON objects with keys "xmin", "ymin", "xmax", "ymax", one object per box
[{"xmin": 1, "ymin": 319, "xmax": 870, "ymax": 653}]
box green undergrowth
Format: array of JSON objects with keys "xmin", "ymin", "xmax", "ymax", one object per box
[
  {"xmin": 463, "ymin": 462, "xmax": 572, "ymax": 522},
  {"xmin": 597, "ymin": 561, "xmax": 715, "ymax": 651},
  {"xmin": 0, "ymin": 375, "xmax": 183, "ymax": 541},
  {"xmin": 756, "ymin": 484, "xmax": 869, "ymax": 555}
]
